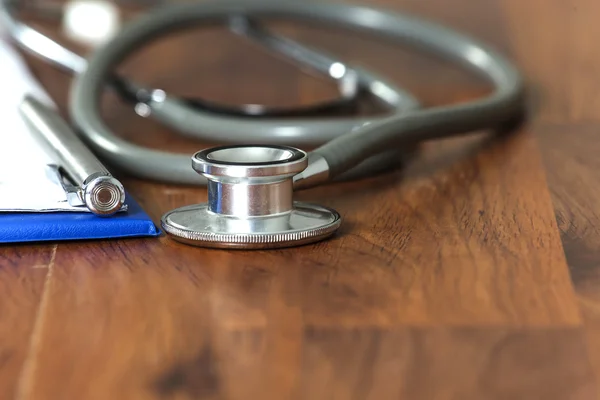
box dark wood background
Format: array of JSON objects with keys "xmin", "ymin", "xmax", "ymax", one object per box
[{"xmin": 2, "ymin": 0, "xmax": 599, "ymax": 398}]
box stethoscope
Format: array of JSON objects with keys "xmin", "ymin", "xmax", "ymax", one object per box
[{"xmin": 1, "ymin": 0, "xmax": 525, "ymax": 249}]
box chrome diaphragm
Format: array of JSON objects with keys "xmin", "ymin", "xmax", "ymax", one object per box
[{"xmin": 161, "ymin": 145, "xmax": 341, "ymax": 249}]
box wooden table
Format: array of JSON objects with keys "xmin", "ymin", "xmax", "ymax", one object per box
[{"xmin": 2, "ymin": 0, "xmax": 598, "ymax": 398}]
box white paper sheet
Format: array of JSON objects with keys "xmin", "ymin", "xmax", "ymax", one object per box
[{"xmin": 0, "ymin": 34, "xmax": 84, "ymax": 212}]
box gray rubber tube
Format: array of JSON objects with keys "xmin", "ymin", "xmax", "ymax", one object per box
[
  {"xmin": 70, "ymin": 0, "xmax": 524, "ymax": 185},
  {"xmin": 0, "ymin": 0, "xmax": 395, "ymax": 126},
  {"xmin": 148, "ymin": 16, "xmax": 422, "ymax": 145},
  {"xmin": 146, "ymin": 65, "xmax": 420, "ymax": 146}
]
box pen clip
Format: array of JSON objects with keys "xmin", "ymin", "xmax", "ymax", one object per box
[{"xmin": 46, "ymin": 164, "xmax": 85, "ymax": 207}]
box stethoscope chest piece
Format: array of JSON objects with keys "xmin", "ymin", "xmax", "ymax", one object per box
[{"xmin": 161, "ymin": 145, "xmax": 341, "ymax": 249}]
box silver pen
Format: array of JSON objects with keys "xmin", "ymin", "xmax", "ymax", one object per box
[{"xmin": 19, "ymin": 95, "xmax": 126, "ymax": 216}]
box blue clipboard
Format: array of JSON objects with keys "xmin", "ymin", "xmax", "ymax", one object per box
[{"xmin": 0, "ymin": 194, "xmax": 160, "ymax": 244}]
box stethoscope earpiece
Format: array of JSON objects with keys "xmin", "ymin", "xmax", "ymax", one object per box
[{"xmin": 161, "ymin": 145, "xmax": 341, "ymax": 249}]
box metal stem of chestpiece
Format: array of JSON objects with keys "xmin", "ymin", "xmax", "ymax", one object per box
[{"xmin": 161, "ymin": 145, "xmax": 341, "ymax": 249}]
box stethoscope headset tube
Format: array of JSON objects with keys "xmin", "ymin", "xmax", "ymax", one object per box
[{"xmin": 66, "ymin": 0, "xmax": 523, "ymax": 188}]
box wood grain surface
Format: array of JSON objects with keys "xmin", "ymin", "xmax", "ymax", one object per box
[{"xmin": 1, "ymin": 0, "xmax": 599, "ymax": 399}]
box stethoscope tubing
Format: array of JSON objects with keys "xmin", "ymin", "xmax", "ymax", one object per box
[{"xmin": 2, "ymin": 0, "xmax": 524, "ymax": 187}]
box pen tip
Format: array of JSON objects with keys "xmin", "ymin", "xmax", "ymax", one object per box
[{"xmin": 84, "ymin": 176, "xmax": 126, "ymax": 216}]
